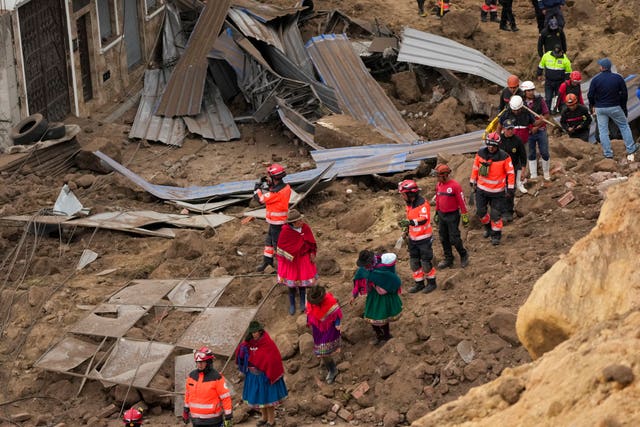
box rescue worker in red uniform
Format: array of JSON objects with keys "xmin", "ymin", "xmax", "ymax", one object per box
[
  {"xmin": 183, "ymin": 346, "xmax": 233, "ymax": 427},
  {"xmin": 470, "ymin": 132, "xmax": 515, "ymax": 246},
  {"xmin": 123, "ymin": 407, "xmax": 144, "ymax": 426},
  {"xmin": 557, "ymin": 70, "xmax": 584, "ymax": 111},
  {"xmin": 433, "ymin": 164, "xmax": 470, "ymax": 269},
  {"xmin": 398, "ymin": 180, "xmax": 437, "ymax": 294},
  {"xmin": 560, "ymin": 93, "xmax": 592, "ymax": 141},
  {"xmin": 254, "ymin": 164, "xmax": 292, "ymax": 272}
]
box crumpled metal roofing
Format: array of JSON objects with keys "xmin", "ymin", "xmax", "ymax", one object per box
[
  {"xmin": 231, "ymin": 0, "xmax": 306, "ymax": 22},
  {"xmin": 398, "ymin": 27, "xmax": 512, "ymax": 87},
  {"xmin": 156, "ymin": 0, "xmax": 231, "ymax": 117},
  {"xmin": 129, "ymin": 70, "xmax": 186, "ymax": 146},
  {"xmin": 306, "ymin": 34, "xmax": 421, "ymax": 145},
  {"xmin": 227, "ymin": 8, "xmax": 284, "ymax": 51},
  {"xmin": 182, "ymin": 78, "xmax": 240, "ymax": 141}
]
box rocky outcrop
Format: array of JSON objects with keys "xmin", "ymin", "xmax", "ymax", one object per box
[
  {"xmin": 516, "ymin": 174, "xmax": 640, "ymax": 359},
  {"xmin": 413, "ymin": 309, "xmax": 640, "ymax": 426}
]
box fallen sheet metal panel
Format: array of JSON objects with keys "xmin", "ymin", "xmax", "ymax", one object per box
[
  {"xmin": 280, "ymin": 14, "xmax": 314, "ymax": 76},
  {"xmin": 306, "ymin": 34, "xmax": 420, "ymax": 145},
  {"xmin": 170, "ymin": 198, "xmax": 248, "ymax": 213},
  {"xmin": 167, "ymin": 277, "xmax": 233, "ymax": 309},
  {"xmin": 94, "ymin": 150, "xmax": 332, "ymax": 201},
  {"xmin": 176, "ymin": 307, "xmax": 258, "ymax": 356},
  {"xmin": 156, "ymin": 0, "xmax": 231, "ymax": 116},
  {"xmin": 92, "ymin": 339, "xmax": 174, "ymax": 387},
  {"xmin": 276, "ymin": 100, "xmax": 319, "ymax": 149},
  {"xmin": 109, "ymin": 280, "xmax": 180, "ymax": 306},
  {"xmin": 169, "ymin": 213, "xmax": 235, "ymax": 229},
  {"xmin": 231, "ymin": 0, "xmax": 305, "ymax": 22},
  {"xmin": 398, "ymin": 28, "xmax": 512, "ymax": 87},
  {"xmin": 34, "ymin": 336, "xmax": 100, "ymax": 372},
  {"xmin": 71, "ymin": 304, "xmax": 149, "ymax": 338},
  {"xmin": 369, "ymin": 37, "xmax": 398, "ymax": 53},
  {"xmin": 130, "ymin": 70, "xmax": 186, "ymax": 146},
  {"xmin": 183, "ymin": 78, "xmax": 240, "ymax": 141},
  {"xmin": 163, "ymin": 2, "xmax": 187, "ymax": 68},
  {"xmin": 228, "ymin": 8, "xmax": 284, "ymax": 51}
]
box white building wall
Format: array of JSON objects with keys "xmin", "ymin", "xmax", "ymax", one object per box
[{"xmin": 0, "ymin": 12, "xmax": 20, "ymax": 149}]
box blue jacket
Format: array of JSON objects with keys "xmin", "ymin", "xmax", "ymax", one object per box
[
  {"xmin": 538, "ymin": 0, "xmax": 565, "ymax": 8},
  {"xmin": 587, "ymin": 70, "xmax": 628, "ymax": 109}
]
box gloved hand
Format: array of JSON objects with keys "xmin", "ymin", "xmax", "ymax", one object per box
[
  {"xmin": 182, "ymin": 407, "xmax": 190, "ymax": 424},
  {"xmin": 461, "ymin": 213, "xmax": 469, "ymax": 227},
  {"xmin": 469, "ymin": 182, "xmax": 477, "ymax": 192},
  {"xmin": 506, "ymin": 188, "xmax": 515, "ymax": 199},
  {"xmin": 433, "ymin": 213, "xmax": 439, "ymax": 225},
  {"xmin": 398, "ymin": 219, "xmax": 410, "ymax": 228},
  {"xmin": 254, "ymin": 181, "xmax": 262, "ymax": 190},
  {"xmin": 224, "ymin": 418, "xmax": 233, "ymax": 427}
]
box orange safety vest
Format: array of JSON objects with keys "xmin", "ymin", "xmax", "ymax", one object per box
[
  {"xmin": 184, "ymin": 369, "xmax": 233, "ymax": 421},
  {"xmin": 405, "ymin": 197, "xmax": 432, "ymax": 241},
  {"xmin": 256, "ymin": 184, "xmax": 291, "ymax": 225},
  {"xmin": 470, "ymin": 147, "xmax": 515, "ymax": 193}
]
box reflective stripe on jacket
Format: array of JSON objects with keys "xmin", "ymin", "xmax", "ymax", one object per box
[
  {"xmin": 405, "ymin": 196, "xmax": 432, "ymax": 241},
  {"xmin": 184, "ymin": 369, "xmax": 233, "ymax": 421},
  {"xmin": 470, "ymin": 147, "xmax": 515, "ymax": 193},
  {"xmin": 256, "ymin": 183, "xmax": 291, "ymax": 225},
  {"xmin": 537, "ymin": 51, "xmax": 572, "ymax": 82}
]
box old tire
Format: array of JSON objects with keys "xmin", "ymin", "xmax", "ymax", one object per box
[
  {"xmin": 10, "ymin": 113, "xmax": 49, "ymax": 145},
  {"xmin": 41, "ymin": 122, "xmax": 66, "ymax": 141}
]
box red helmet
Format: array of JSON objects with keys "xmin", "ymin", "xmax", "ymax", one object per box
[
  {"xmin": 570, "ymin": 71, "xmax": 582, "ymax": 82},
  {"xmin": 398, "ymin": 179, "xmax": 420, "ymax": 193},
  {"xmin": 194, "ymin": 346, "xmax": 215, "ymax": 362},
  {"xmin": 485, "ymin": 132, "xmax": 501, "ymax": 147},
  {"xmin": 123, "ymin": 408, "xmax": 143, "ymax": 425},
  {"xmin": 267, "ymin": 163, "xmax": 286, "ymax": 179},
  {"xmin": 435, "ymin": 164, "xmax": 452, "ymax": 176}
]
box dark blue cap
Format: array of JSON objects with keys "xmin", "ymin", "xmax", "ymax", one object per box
[{"xmin": 598, "ymin": 58, "xmax": 612, "ymax": 70}]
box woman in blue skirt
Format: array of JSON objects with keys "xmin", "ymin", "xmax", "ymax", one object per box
[{"xmin": 236, "ymin": 321, "xmax": 288, "ymax": 427}]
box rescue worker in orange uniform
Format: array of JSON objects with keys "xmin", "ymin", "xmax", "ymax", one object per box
[
  {"xmin": 254, "ymin": 164, "xmax": 292, "ymax": 272},
  {"xmin": 398, "ymin": 180, "xmax": 437, "ymax": 294},
  {"xmin": 183, "ymin": 346, "xmax": 233, "ymax": 426},
  {"xmin": 470, "ymin": 132, "xmax": 515, "ymax": 246}
]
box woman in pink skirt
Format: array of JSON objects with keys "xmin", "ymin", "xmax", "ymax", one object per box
[{"xmin": 276, "ymin": 209, "xmax": 318, "ymax": 315}]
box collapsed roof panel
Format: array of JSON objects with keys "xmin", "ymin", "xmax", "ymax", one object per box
[
  {"xmin": 231, "ymin": 0, "xmax": 306, "ymax": 23},
  {"xmin": 183, "ymin": 78, "xmax": 241, "ymax": 141},
  {"xmin": 227, "ymin": 8, "xmax": 285, "ymax": 51},
  {"xmin": 108, "ymin": 280, "xmax": 180, "ymax": 306},
  {"xmin": 280, "ymin": 14, "xmax": 314, "ymax": 76},
  {"xmin": 276, "ymin": 99, "xmax": 319, "ymax": 149},
  {"xmin": 306, "ymin": 34, "xmax": 420, "ymax": 145},
  {"xmin": 324, "ymin": 10, "xmax": 393, "ymax": 38},
  {"xmin": 398, "ymin": 27, "xmax": 512, "ymax": 87},
  {"xmin": 130, "ymin": 70, "xmax": 186, "ymax": 146},
  {"xmin": 71, "ymin": 304, "xmax": 149, "ymax": 338},
  {"xmin": 34, "ymin": 336, "xmax": 100, "ymax": 372},
  {"xmin": 156, "ymin": 0, "xmax": 232, "ymax": 117}
]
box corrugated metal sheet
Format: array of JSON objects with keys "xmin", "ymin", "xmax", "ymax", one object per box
[
  {"xmin": 183, "ymin": 78, "xmax": 240, "ymax": 141},
  {"xmin": 130, "ymin": 70, "xmax": 186, "ymax": 146},
  {"xmin": 227, "ymin": 8, "xmax": 284, "ymax": 51},
  {"xmin": 231, "ymin": 0, "xmax": 305, "ymax": 22},
  {"xmin": 306, "ymin": 34, "xmax": 421, "ymax": 145},
  {"xmin": 156, "ymin": 0, "xmax": 231, "ymax": 117},
  {"xmin": 280, "ymin": 15, "xmax": 314, "ymax": 76},
  {"xmin": 162, "ymin": 2, "xmax": 186, "ymax": 67},
  {"xmin": 276, "ymin": 99, "xmax": 319, "ymax": 149},
  {"xmin": 398, "ymin": 27, "xmax": 512, "ymax": 87}
]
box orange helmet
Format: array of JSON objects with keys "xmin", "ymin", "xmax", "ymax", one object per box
[
  {"xmin": 267, "ymin": 163, "xmax": 286, "ymax": 179},
  {"xmin": 507, "ymin": 75, "xmax": 520, "ymax": 89},
  {"xmin": 123, "ymin": 408, "xmax": 143, "ymax": 426},
  {"xmin": 194, "ymin": 346, "xmax": 215, "ymax": 362},
  {"xmin": 398, "ymin": 179, "xmax": 420, "ymax": 193},
  {"xmin": 435, "ymin": 164, "xmax": 452, "ymax": 176},
  {"xmin": 565, "ymin": 93, "xmax": 578, "ymax": 106}
]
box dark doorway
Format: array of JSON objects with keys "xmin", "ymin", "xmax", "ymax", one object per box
[
  {"xmin": 18, "ymin": 0, "xmax": 71, "ymax": 121},
  {"xmin": 124, "ymin": 0, "xmax": 142, "ymax": 69},
  {"xmin": 76, "ymin": 14, "xmax": 93, "ymax": 102}
]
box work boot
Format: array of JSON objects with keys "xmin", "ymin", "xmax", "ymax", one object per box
[
  {"xmin": 511, "ymin": 25, "xmax": 520, "ymax": 32},
  {"xmin": 481, "ymin": 14, "xmax": 488, "ymax": 22},
  {"xmin": 482, "ymin": 224, "xmax": 491, "ymax": 238},
  {"xmin": 408, "ymin": 280, "xmax": 425, "ymax": 293},
  {"xmin": 491, "ymin": 231, "xmax": 501, "ymax": 246},
  {"xmin": 423, "ymin": 278, "xmax": 437, "ymax": 294},
  {"xmin": 256, "ymin": 256, "xmax": 273, "ymax": 272},
  {"xmin": 490, "ymin": 12, "xmax": 499, "ymax": 22},
  {"xmin": 499, "ymin": 25, "xmax": 510, "ymax": 31},
  {"xmin": 460, "ymin": 252, "xmax": 469, "ymax": 268},
  {"xmin": 298, "ymin": 287, "xmax": 306, "ymax": 313},
  {"xmin": 288, "ymin": 289, "xmax": 296, "ymax": 316},
  {"xmin": 437, "ymin": 258, "xmax": 454, "ymax": 269}
]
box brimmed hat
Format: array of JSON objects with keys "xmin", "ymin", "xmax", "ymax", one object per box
[
  {"xmin": 286, "ymin": 209, "xmax": 304, "ymax": 223},
  {"xmin": 598, "ymin": 58, "xmax": 612, "ymax": 70},
  {"xmin": 379, "ymin": 253, "xmax": 397, "ymax": 266},
  {"xmin": 247, "ymin": 320, "xmax": 264, "ymax": 333},
  {"xmin": 307, "ymin": 285, "xmax": 326, "ymax": 305}
]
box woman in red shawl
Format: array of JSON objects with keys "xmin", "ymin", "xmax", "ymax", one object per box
[
  {"xmin": 276, "ymin": 209, "xmax": 318, "ymax": 315},
  {"xmin": 306, "ymin": 285, "xmax": 342, "ymax": 384},
  {"xmin": 236, "ymin": 321, "xmax": 288, "ymax": 427}
]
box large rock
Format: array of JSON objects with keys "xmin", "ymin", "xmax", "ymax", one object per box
[
  {"xmin": 413, "ymin": 309, "xmax": 640, "ymax": 426},
  {"xmin": 516, "ymin": 175, "xmax": 640, "ymax": 359},
  {"xmin": 314, "ymin": 114, "xmax": 395, "ymax": 148},
  {"xmin": 391, "ymin": 70, "xmax": 421, "ymax": 104},
  {"xmin": 426, "ymin": 97, "xmax": 465, "ymax": 139},
  {"xmin": 487, "ymin": 308, "xmax": 520, "ymax": 347},
  {"xmin": 441, "ymin": 10, "xmax": 478, "ymax": 39}
]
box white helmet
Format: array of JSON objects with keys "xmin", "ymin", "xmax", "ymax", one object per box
[
  {"xmin": 509, "ymin": 95, "xmax": 524, "ymax": 110},
  {"xmin": 520, "ymin": 81, "xmax": 535, "ymax": 91}
]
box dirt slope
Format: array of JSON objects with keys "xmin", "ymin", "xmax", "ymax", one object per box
[{"xmin": 1, "ymin": 0, "xmax": 639, "ymax": 426}]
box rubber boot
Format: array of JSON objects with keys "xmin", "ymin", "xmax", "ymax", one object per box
[
  {"xmin": 408, "ymin": 280, "xmax": 425, "ymax": 293},
  {"xmin": 256, "ymin": 256, "xmax": 273, "ymax": 272},
  {"xmin": 298, "ymin": 287, "xmax": 306, "ymax": 313},
  {"xmin": 490, "ymin": 11, "xmax": 499, "ymax": 22},
  {"xmin": 288, "ymin": 288, "xmax": 296, "ymax": 316},
  {"xmin": 491, "ymin": 230, "xmax": 502, "ymax": 246},
  {"xmin": 516, "ymin": 170, "xmax": 528, "ymax": 194},
  {"xmin": 542, "ymin": 159, "xmax": 551, "ymax": 181},
  {"xmin": 325, "ymin": 359, "xmax": 338, "ymax": 384},
  {"xmin": 482, "ymin": 223, "xmax": 491, "ymax": 238},
  {"xmin": 528, "ymin": 159, "xmax": 538, "ymax": 180},
  {"xmin": 480, "ymin": 11, "xmax": 488, "ymax": 22},
  {"xmin": 423, "ymin": 277, "xmax": 437, "ymax": 294}
]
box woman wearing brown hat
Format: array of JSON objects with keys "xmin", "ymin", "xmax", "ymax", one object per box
[
  {"xmin": 306, "ymin": 285, "xmax": 342, "ymax": 384},
  {"xmin": 236, "ymin": 321, "xmax": 288, "ymax": 427},
  {"xmin": 276, "ymin": 209, "xmax": 318, "ymax": 315}
]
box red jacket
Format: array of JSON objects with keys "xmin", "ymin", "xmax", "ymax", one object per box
[{"xmin": 435, "ymin": 179, "xmax": 467, "ymax": 214}]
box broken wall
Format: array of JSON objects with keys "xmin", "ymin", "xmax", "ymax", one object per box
[{"xmin": 0, "ymin": 12, "xmax": 20, "ymax": 149}]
